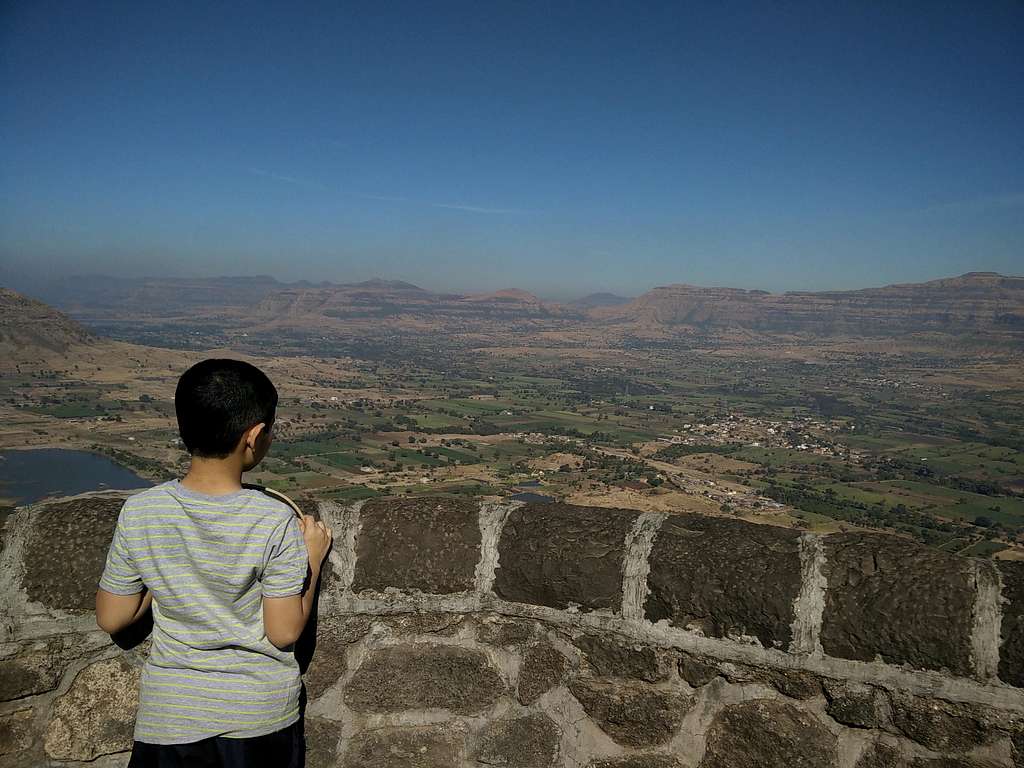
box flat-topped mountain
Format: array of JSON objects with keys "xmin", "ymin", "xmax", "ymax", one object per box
[
  {"xmin": 6, "ymin": 271, "xmax": 1023, "ymax": 346},
  {"xmin": 593, "ymin": 272, "xmax": 1024, "ymax": 337},
  {"xmin": 0, "ymin": 287, "xmax": 95, "ymax": 354},
  {"xmin": 254, "ymin": 281, "xmax": 569, "ymax": 322},
  {"xmin": 255, "ymin": 279, "xmax": 435, "ymax": 317}
]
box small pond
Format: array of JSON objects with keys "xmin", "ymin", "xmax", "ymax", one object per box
[
  {"xmin": 508, "ymin": 492, "xmax": 555, "ymax": 503},
  {"xmin": 0, "ymin": 449, "xmax": 153, "ymax": 506}
]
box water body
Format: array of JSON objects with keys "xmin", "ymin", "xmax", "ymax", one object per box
[
  {"xmin": 509, "ymin": 492, "xmax": 554, "ymax": 504},
  {"xmin": 0, "ymin": 449, "xmax": 153, "ymax": 506}
]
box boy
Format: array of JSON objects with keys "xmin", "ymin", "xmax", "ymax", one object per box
[{"xmin": 96, "ymin": 358, "xmax": 332, "ymax": 767}]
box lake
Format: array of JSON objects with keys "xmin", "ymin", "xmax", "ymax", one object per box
[
  {"xmin": 0, "ymin": 449, "xmax": 153, "ymax": 506},
  {"xmin": 509, "ymin": 492, "xmax": 554, "ymax": 503}
]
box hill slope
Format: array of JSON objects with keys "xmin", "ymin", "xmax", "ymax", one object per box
[{"xmin": 0, "ymin": 287, "xmax": 96, "ymax": 355}]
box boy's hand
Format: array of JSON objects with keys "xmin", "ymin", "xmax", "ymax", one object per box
[{"xmin": 298, "ymin": 514, "xmax": 333, "ymax": 572}]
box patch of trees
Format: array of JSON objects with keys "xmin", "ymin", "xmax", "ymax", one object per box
[
  {"xmin": 652, "ymin": 443, "xmax": 741, "ymax": 461},
  {"xmin": 879, "ymin": 456, "xmax": 1021, "ymax": 498},
  {"xmin": 762, "ymin": 482, "xmax": 976, "ymax": 546},
  {"xmin": 91, "ymin": 445, "xmax": 166, "ymax": 479}
]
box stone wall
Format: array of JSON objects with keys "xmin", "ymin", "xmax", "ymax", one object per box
[{"xmin": 3, "ymin": 493, "xmax": 1024, "ymax": 767}]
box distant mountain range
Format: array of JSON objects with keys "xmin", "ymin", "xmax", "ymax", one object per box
[
  {"xmin": 569, "ymin": 293, "xmax": 632, "ymax": 309},
  {"xmin": 3, "ymin": 272, "xmax": 1023, "ymax": 346},
  {"xmin": 593, "ymin": 272, "xmax": 1024, "ymax": 336}
]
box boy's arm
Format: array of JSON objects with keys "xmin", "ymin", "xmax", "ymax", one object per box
[
  {"xmin": 96, "ymin": 500, "xmax": 150, "ymax": 635},
  {"xmin": 96, "ymin": 588, "xmax": 153, "ymax": 635},
  {"xmin": 262, "ymin": 514, "xmax": 332, "ymax": 649},
  {"xmin": 262, "ymin": 568, "xmax": 321, "ymax": 649}
]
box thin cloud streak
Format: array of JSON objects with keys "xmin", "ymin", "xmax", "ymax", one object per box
[
  {"xmin": 431, "ymin": 202, "xmax": 531, "ymax": 215},
  {"xmin": 248, "ymin": 167, "xmax": 326, "ymax": 190},
  {"xmin": 352, "ymin": 192, "xmax": 409, "ymax": 203},
  {"xmin": 245, "ymin": 167, "xmax": 529, "ymax": 214}
]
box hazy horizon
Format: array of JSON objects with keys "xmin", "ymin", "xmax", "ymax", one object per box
[
  {"xmin": 2, "ymin": 1, "xmax": 1022, "ymax": 297},
  {"xmin": 4, "ymin": 265, "xmax": 1022, "ymax": 306}
]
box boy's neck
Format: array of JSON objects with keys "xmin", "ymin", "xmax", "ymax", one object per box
[{"xmin": 180, "ymin": 455, "xmax": 246, "ymax": 496}]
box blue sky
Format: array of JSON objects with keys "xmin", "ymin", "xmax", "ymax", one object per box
[{"xmin": 1, "ymin": 1, "xmax": 1022, "ymax": 298}]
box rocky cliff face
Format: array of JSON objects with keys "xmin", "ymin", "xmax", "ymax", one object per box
[
  {"xmin": 593, "ymin": 272, "xmax": 1024, "ymax": 337},
  {"xmin": 254, "ymin": 282, "xmax": 568, "ymax": 322},
  {"xmin": 11, "ymin": 272, "xmax": 1024, "ymax": 344},
  {"xmin": 3, "ymin": 494, "xmax": 1024, "ymax": 767}
]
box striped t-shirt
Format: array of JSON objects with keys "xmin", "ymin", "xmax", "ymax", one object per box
[{"xmin": 99, "ymin": 480, "xmax": 309, "ymax": 744}]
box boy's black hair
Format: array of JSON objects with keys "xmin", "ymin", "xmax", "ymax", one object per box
[{"xmin": 175, "ymin": 359, "xmax": 278, "ymax": 458}]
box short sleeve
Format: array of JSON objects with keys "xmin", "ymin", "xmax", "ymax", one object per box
[
  {"xmin": 98, "ymin": 503, "xmax": 144, "ymax": 595},
  {"xmin": 261, "ymin": 516, "xmax": 308, "ymax": 598}
]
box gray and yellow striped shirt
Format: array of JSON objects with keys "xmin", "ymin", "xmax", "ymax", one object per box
[{"xmin": 99, "ymin": 480, "xmax": 308, "ymax": 744}]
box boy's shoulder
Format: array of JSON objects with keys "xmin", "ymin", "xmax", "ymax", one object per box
[
  {"xmin": 240, "ymin": 487, "xmax": 299, "ymax": 523},
  {"xmin": 122, "ymin": 481, "xmax": 296, "ymax": 524},
  {"xmin": 122, "ymin": 482, "xmax": 177, "ymax": 509}
]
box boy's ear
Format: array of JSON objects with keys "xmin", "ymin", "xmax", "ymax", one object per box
[{"xmin": 243, "ymin": 422, "xmax": 267, "ymax": 451}]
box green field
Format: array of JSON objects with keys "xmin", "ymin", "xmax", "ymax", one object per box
[
  {"xmin": 35, "ymin": 333, "xmax": 1021, "ymax": 558},
  {"xmin": 32, "ymin": 403, "xmax": 109, "ymax": 418},
  {"xmin": 316, "ymin": 452, "xmax": 370, "ymax": 471}
]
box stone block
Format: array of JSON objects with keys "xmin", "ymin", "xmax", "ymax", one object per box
[
  {"xmin": 588, "ymin": 759, "xmax": 681, "ymax": 768},
  {"xmin": 24, "ymin": 496, "xmax": 125, "ymax": 610},
  {"xmin": 471, "ymin": 714, "xmax": 560, "ymax": 768},
  {"xmin": 678, "ymin": 654, "xmax": 720, "ymax": 688},
  {"xmin": 645, "ymin": 514, "xmax": 802, "ymax": 648},
  {"xmin": 715, "ymin": 663, "xmax": 821, "ymax": 699},
  {"xmin": 820, "ymin": 533, "xmax": 974, "ymax": 675},
  {"xmin": 0, "ymin": 640, "xmax": 66, "ymax": 701},
  {"xmin": 493, "ymin": 503, "xmax": 637, "ymax": 611},
  {"xmin": 889, "ymin": 694, "xmax": 993, "ymax": 753},
  {"xmin": 304, "ymin": 717, "xmax": 340, "ymax": 768},
  {"xmin": 998, "ymin": 561, "xmax": 1024, "ymax": 687},
  {"xmin": 342, "ymin": 724, "xmax": 465, "ymax": 768},
  {"xmin": 574, "ymin": 634, "xmax": 669, "ymax": 682},
  {"xmin": 700, "ymin": 698, "xmax": 836, "ymax": 768},
  {"xmin": 518, "ymin": 642, "xmax": 568, "ymax": 704},
  {"xmin": 477, "ymin": 617, "xmax": 538, "ymax": 647},
  {"xmin": 855, "ymin": 740, "xmax": 993, "ymax": 768},
  {"xmin": 824, "ymin": 681, "xmax": 891, "ymax": 729},
  {"xmin": 305, "ymin": 616, "xmax": 374, "ymax": 700},
  {"xmin": 0, "ymin": 708, "xmax": 34, "ymax": 758},
  {"xmin": 380, "ymin": 613, "xmax": 465, "ymax": 637},
  {"xmin": 345, "ymin": 644, "xmax": 504, "ymax": 715},
  {"xmin": 352, "ymin": 498, "xmax": 481, "ymax": 594},
  {"xmin": 568, "ymin": 678, "xmax": 691, "ymax": 747},
  {"xmin": 765, "ymin": 669, "xmax": 822, "ymax": 700},
  {"xmin": 1014, "ymin": 732, "xmax": 1024, "ymax": 768},
  {"xmin": 853, "ymin": 742, "xmax": 913, "ymax": 768},
  {"xmin": 44, "ymin": 657, "xmax": 140, "ymax": 761}
]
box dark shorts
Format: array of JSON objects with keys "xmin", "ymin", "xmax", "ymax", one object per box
[{"xmin": 127, "ymin": 721, "xmax": 304, "ymax": 768}]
